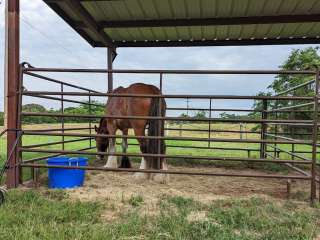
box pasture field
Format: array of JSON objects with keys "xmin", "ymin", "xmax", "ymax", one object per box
[{"xmin": 0, "ymin": 123, "xmax": 320, "ymax": 239}]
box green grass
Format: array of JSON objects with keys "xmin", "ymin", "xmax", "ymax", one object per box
[{"xmin": 0, "ymin": 190, "xmax": 319, "ymax": 240}]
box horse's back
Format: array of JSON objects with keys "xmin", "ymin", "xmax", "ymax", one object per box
[
  {"xmin": 127, "ymin": 83, "xmax": 161, "ymax": 95},
  {"xmin": 106, "ymin": 83, "xmax": 163, "ymax": 130}
]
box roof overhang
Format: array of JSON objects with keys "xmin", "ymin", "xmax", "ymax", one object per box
[{"xmin": 44, "ymin": 0, "xmax": 320, "ymax": 48}]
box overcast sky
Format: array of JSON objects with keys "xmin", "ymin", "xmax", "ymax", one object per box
[{"xmin": 0, "ymin": 0, "xmax": 319, "ymax": 116}]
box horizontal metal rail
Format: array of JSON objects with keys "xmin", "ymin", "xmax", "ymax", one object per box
[
  {"xmin": 22, "ymin": 137, "xmax": 93, "ymax": 149},
  {"xmin": 24, "ymin": 72, "xmax": 102, "ymax": 93},
  {"xmin": 118, "ymin": 142, "xmax": 259, "ymax": 152},
  {"xmin": 268, "ymin": 102, "xmax": 315, "ymax": 112},
  {"xmin": 165, "ymin": 127, "xmax": 261, "ymax": 134},
  {"xmin": 265, "ymin": 133, "xmax": 319, "ymax": 146},
  {"xmin": 21, "ymin": 112, "xmax": 314, "ymax": 124},
  {"xmin": 19, "ymin": 148, "xmax": 312, "ymax": 165},
  {"xmin": 276, "ymin": 79, "xmax": 315, "ymax": 96},
  {"xmin": 265, "ymin": 152, "xmax": 315, "ymax": 181},
  {"xmin": 116, "ymin": 142, "xmax": 319, "ymax": 154},
  {"xmin": 266, "ymin": 144, "xmax": 311, "ymax": 161},
  {"xmin": 16, "ymin": 127, "xmax": 318, "ymax": 137},
  {"xmin": 167, "ymin": 107, "xmax": 315, "ymax": 113},
  {"xmin": 23, "ymin": 67, "xmax": 317, "ymax": 75},
  {"xmin": 167, "ymin": 107, "xmax": 261, "ymax": 112},
  {"xmin": 23, "ymin": 93, "xmax": 104, "ymax": 108},
  {"xmin": 23, "ymin": 91, "xmax": 314, "ymax": 100},
  {"xmin": 19, "ymin": 163, "xmax": 311, "ymax": 180},
  {"xmin": 22, "ymin": 146, "xmax": 96, "ymax": 163},
  {"xmin": 22, "ymin": 131, "xmax": 313, "ymax": 145},
  {"xmin": 22, "ymin": 127, "xmax": 94, "ymax": 132},
  {"xmin": 268, "ymin": 122, "xmax": 314, "ymax": 127}
]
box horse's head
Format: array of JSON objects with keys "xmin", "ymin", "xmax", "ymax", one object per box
[{"xmin": 94, "ymin": 118, "xmax": 109, "ymax": 161}]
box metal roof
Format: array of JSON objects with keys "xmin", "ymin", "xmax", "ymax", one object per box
[{"xmin": 44, "ymin": 0, "xmax": 320, "ymax": 47}]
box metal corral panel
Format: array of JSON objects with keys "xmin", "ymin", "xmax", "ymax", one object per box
[{"xmin": 43, "ymin": 0, "xmax": 320, "ymax": 47}]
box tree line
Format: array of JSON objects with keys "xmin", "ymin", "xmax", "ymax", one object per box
[{"xmin": 11, "ymin": 101, "xmax": 105, "ymax": 125}]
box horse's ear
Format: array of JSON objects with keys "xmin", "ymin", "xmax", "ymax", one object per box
[
  {"xmin": 94, "ymin": 125, "xmax": 98, "ymax": 132},
  {"xmin": 99, "ymin": 118, "xmax": 106, "ymax": 127}
]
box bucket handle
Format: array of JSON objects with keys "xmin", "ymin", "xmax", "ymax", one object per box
[{"xmin": 69, "ymin": 159, "xmax": 79, "ymax": 167}]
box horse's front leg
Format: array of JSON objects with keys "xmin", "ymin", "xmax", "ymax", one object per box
[{"xmin": 104, "ymin": 137, "xmax": 118, "ymax": 168}]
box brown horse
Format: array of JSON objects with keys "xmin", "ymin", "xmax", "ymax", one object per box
[{"xmin": 95, "ymin": 83, "xmax": 168, "ymax": 182}]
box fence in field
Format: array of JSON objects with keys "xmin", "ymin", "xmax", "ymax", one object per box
[{"xmin": 6, "ymin": 64, "xmax": 320, "ymax": 202}]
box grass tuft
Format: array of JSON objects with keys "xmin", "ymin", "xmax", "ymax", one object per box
[{"xmin": 128, "ymin": 194, "xmax": 144, "ymax": 207}]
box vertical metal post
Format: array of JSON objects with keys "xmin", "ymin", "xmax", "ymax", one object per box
[
  {"xmin": 311, "ymin": 70, "xmax": 319, "ymax": 204},
  {"xmin": 208, "ymin": 98, "xmax": 212, "ymax": 148},
  {"xmin": 240, "ymin": 123, "xmax": 243, "ymax": 140},
  {"xmin": 107, "ymin": 48, "xmax": 114, "ymax": 92},
  {"xmin": 274, "ymin": 110, "xmax": 278, "ymax": 158},
  {"xmin": 260, "ymin": 99, "xmax": 268, "ymax": 159},
  {"xmin": 89, "ymin": 91, "xmax": 92, "ymax": 148},
  {"xmin": 186, "ymin": 97, "xmax": 190, "ymax": 116},
  {"xmin": 61, "ymin": 84, "xmax": 65, "ymax": 150},
  {"xmin": 290, "ymin": 92, "xmax": 295, "ymax": 161},
  {"xmin": 17, "ymin": 65, "xmax": 24, "ymax": 184},
  {"xmin": 157, "ymin": 73, "xmax": 163, "ymax": 169},
  {"xmin": 5, "ymin": 0, "xmax": 20, "ymax": 188}
]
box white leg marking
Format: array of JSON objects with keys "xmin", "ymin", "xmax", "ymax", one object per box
[
  {"xmin": 104, "ymin": 140, "xmax": 118, "ymax": 168},
  {"xmin": 133, "ymin": 157, "xmax": 149, "ymax": 181},
  {"xmin": 139, "ymin": 157, "xmax": 146, "ymax": 169},
  {"xmin": 152, "ymin": 159, "xmax": 169, "ymax": 184}
]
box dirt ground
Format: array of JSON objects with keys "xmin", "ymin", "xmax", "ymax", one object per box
[{"xmin": 52, "ymin": 163, "xmax": 310, "ymax": 220}]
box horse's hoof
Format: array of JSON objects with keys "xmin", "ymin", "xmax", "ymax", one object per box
[
  {"xmin": 152, "ymin": 173, "xmax": 169, "ymax": 184},
  {"xmin": 96, "ymin": 156, "xmax": 104, "ymax": 162},
  {"xmin": 132, "ymin": 172, "xmax": 150, "ymax": 182},
  {"xmin": 104, "ymin": 164, "xmax": 117, "ymax": 169},
  {"xmin": 104, "ymin": 158, "xmax": 118, "ymax": 168}
]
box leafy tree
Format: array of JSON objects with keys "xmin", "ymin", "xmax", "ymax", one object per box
[
  {"xmin": 269, "ymin": 47, "xmax": 320, "ymax": 95},
  {"xmin": 193, "ymin": 110, "xmax": 207, "ymax": 119},
  {"xmin": 180, "ymin": 113, "xmax": 189, "ymax": 118},
  {"xmin": 22, "ymin": 104, "xmax": 53, "ymax": 124},
  {"xmin": 250, "ymin": 47, "xmax": 320, "ymax": 134},
  {"xmin": 22, "ymin": 103, "xmax": 46, "ymax": 112},
  {"xmin": 21, "ymin": 101, "xmax": 105, "ymax": 124},
  {"xmin": 269, "ymin": 47, "xmax": 319, "ymax": 134},
  {"xmin": 220, "ymin": 112, "xmax": 238, "ymax": 119},
  {"xmin": 248, "ymin": 92, "xmax": 273, "ymax": 120}
]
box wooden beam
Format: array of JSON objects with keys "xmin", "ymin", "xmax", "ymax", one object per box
[
  {"xmin": 5, "ymin": 0, "xmax": 20, "ymax": 188},
  {"xmin": 98, "ymin": 14, "xmax": 320, "ymax": 29}
]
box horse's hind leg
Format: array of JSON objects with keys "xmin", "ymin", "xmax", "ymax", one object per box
[
  {"xmin": 119, "ymin": 130, "xmax": 131, "ymax": 168},
  {"xmin": 132, "ymin": 127, "xmax": 150, "ymax": 181}
]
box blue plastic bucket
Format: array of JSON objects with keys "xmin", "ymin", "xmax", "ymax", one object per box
[{"xmin": 47, "ymin": 156, "xmax": 88, "ymax": 189}]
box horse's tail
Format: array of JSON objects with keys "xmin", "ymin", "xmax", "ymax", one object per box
[{"xmin": 147, "ymin": 96, "xmax": 166, "ymax": 169}]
